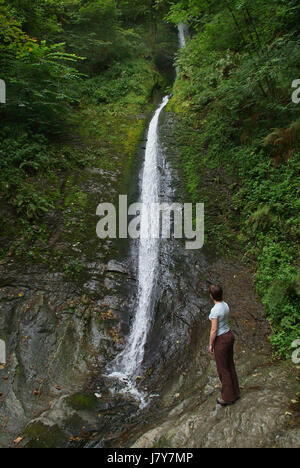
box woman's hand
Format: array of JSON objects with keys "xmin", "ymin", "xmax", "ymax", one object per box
[{"xmin": 209, "ymin": 318, "xmax": 218, "ymax": 356}]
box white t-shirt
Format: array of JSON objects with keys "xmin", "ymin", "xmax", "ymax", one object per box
[{"xmin": 209, "ymin": 301, "xmax": 230, "ymax": 336}]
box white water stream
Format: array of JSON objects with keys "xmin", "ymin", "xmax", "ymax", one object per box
[
  {"xmin": 178, "ymin": 23, "xmax": 189, "ymax": 49},
  {"xmin": 108, "ymin": 97, "xmax": 169, "ymax": 406},
  {"xmin": 107, "ymin": 26, "xmax": 189, "ymax": 407}
]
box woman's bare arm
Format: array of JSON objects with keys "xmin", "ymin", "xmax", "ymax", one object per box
[{"xmin": 209, "ymin": 318, "xmax": 218, "ymax": 354}]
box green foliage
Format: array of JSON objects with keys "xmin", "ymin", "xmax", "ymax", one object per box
[
  {"xmin": 67, "ymin": 393, "xmax": 98, "ymax": 410},
  {"xmin": 63, "ymin": 258, "xmax": 86, "ymax": 281},
  {"xmin": 63, "ymin": 0, "xmax": 133, "ymax": 73},
  {"xmin": 0, "ymin": 3, "xmax": 35, "ymax": 57},
  {"xmin": 78, "ymin": 58, "xmax": 157, "ymax": 106},
  {"xmin": 0, "ymin": 0, "xmax": 163, "ymax": 135},
  {"xmin": 0, "ymin": 130, "xmax": 89, "ymax": 262},
  {"xmin": 3, "ymin": 0, "xmax": 66, "ymax": 40},
  {"xmin": 255, "ymin": 242, "xmax": 300, "ymax": 355},
  {"xmin": 0, "ymin": 0, "xmax": 171, "ymax": 267},
  {"xmin": 167, "ymin": 0, "xmax": 300, "ymax": 356},
  {"xmin": 1, "ymin": 41, "xmax": 82, "ymax": 133},
  {"xmin": 10, "ymin": 185, "xmax": 54, "ymax": 219}
]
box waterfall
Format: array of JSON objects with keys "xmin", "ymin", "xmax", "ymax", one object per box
[
  {"xmin": 176, "ymin": 24, "xmax": 189, "ymax": 75},
  {"xmin": 107, "ymin": 26, "xmax": 188, "ymax": 407},
  {"xmin": 178, "ymin": 23, "xmax": 189, "ymax": 49},
  {"xmin": 107, "ymin": 97, "xmax": 169, "ymax": 405}
]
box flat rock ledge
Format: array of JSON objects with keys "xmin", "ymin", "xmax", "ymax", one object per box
[{"xmin": 132, "ymin": 359, "xmax": 299, "ymax": 449}]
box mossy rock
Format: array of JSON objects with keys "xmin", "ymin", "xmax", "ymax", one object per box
[
  {"xmin": 151, "ymin": 436, "xmax": 171, "ymax": 448},
  {"xmin": 66, "ymin": 393, "xmax": 98, "ymax": 411},
  {"xmin": 24, "ymin": 422, "xmax": 67, "ymax": 449}
]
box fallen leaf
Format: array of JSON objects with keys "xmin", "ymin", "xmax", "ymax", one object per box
[{"xmin": 13, "ymin": 437, "xmax": 23, "ymax": 445}]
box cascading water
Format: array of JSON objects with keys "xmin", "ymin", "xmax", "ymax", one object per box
[
  {"xmin": 107, "ymin": 25, "xmax": 189, "ymax": 407},
  {"xmin": 178, "ymin": 23, "xmax": 189, "ymax": 49},
  {"xmin": 107, "ymin": 97, "xmax": 169, "ymax": 406}
]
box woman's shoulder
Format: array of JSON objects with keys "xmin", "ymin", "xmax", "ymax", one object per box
[
  {"xmin": 210, "ymin": 302, "xmax": 222, "ymax": 316},
  {"xmin": 213, "ymin": 302, "xmax": 229, "ymax": 312},
  {"xmin": 210, "ymin": 301, "xmax": 229, "ymax": 318},
  {"xmin": 222, "ymin": 301, "xmax": 230, "ymax": 313}
]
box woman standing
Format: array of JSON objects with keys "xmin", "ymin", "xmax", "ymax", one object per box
[{"xmin": 209, "ymin": 285, "xmax": 240, "ymax": 406}]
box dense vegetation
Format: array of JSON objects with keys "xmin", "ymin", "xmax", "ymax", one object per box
[
  {"xmin": 162, "ymin": 0, "xmax": 300, "ymax": 356},
  {"xmin": 0, "ymin": 0, "xmax": 175, "ymax": 261}
]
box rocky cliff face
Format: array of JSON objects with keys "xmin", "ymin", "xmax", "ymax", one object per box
[{"xmin": 0, "ymin": 160, "xmax": 138, "ymax": 447}]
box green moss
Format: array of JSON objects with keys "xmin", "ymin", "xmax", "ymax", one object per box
[
  {"xmin": 64, "ymin": 188, "xmax": 89, "ymax": 213},
  {"xmin": 123, "ymin": 119, "xmax": 145, "ymax": 157},
  {"xmin": 151, "ymin": 436, "xmax": 171, "ymax": 448},
  {"xmin": 63, "ymin": 259, "xmax": 87, "ymax": 283},
  {"xmin": 166, "ymin": 88, "xmax": 188, "ymax": 115},
  {"xmin": 24, "ymin": 422, "xmax": 67, "ymax": 449},
  {"xmin": 66, "ymin": 393, "xmax": 98, "ymax": 411}
]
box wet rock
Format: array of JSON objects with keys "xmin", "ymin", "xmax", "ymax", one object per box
[
  {"xmin": 106, "ymin": 261, "xmax": 129, "ymax": 275},
  {"xmin": 0, "ymin": 257, "xmax": 136, "ymax": 446},
  {"xmin": 83, "ymin": 279, "xmax": 102, "ymax": 295},
  {"xmin": 131, "ymin": 360, "xmax": 299, "ymax": 449},
  {"xmin": 276, "ymin": 428, "xmax": 300, "ymax": 448}
]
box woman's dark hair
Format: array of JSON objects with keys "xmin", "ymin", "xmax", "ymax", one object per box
[{"xmin": 210, "ymin": 285, "xmax": 223, "ymax": 301}]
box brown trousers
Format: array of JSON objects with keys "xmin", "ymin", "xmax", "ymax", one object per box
[{"xmin": 214, "ymin": 330, "xmax": 240, "ymax": 403}]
